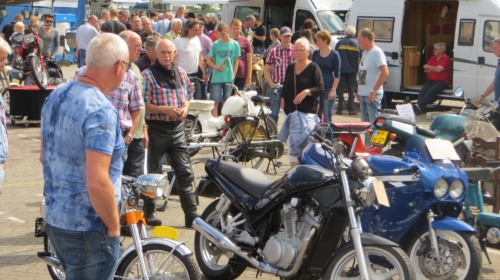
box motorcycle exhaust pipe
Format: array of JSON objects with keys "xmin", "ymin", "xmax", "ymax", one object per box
[
  {"xmin": 37, "ymin": 252, "xmax": 63, "ymax": 271},
  {"xmin": 193, "ymin": 218, "xmax": 316, "ymax": 278}
]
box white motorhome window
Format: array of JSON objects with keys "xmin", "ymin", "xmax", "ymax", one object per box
[
  {"xmin": 457, "ymin": 19, "xmax": 475, "ymax": 47},
  {"xmin": 317, "ymin": 11, "xmax": 344, "ymax": 35},
  {"xmin": 357, "ymin": 17, "xmax": 394, "ymax": 42},
  {"xmin": 483, "ymin": 20, "xmax": 500, "ymax": 52},
  {"xmin": 234, "ymin": 6, "xmax": 260, "ymax": 27}
]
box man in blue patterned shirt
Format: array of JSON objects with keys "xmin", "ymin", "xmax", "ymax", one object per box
[
  {"xmin": 142, "ymin": 39, "xmax": 199, "ymax": 227},
  {"xmin": 40, "ymin": 33, "xmax": 127, "ymax": 280}
]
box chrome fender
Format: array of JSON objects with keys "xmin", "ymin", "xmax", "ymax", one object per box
[
  {"xmin": 113, "ymin": 238, "xmax": 193, "ymax": 272},
  {"xmin": 431, "ymin": 216, "xmax": 476, "ymax": 232}
]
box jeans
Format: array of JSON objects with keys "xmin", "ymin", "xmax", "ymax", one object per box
[
  {"xmin": 234, "ymin": 78, "xmax": 246, "ymax": 90},
  {"xmin": 78, "ymin": 49, "xmax": 87, "ymax": 68},
  {"xmin": 268, "ymin": 84, "xmax": 283, "ymax": 124},
  {"xmin": 417, "ymin": 80, "xmax": 447, "ymax": 111},
  {"xmin": 190, "ymin": 75, "xmax": 202, "ymax": 100},
  {"xmin": 337, "ymin": 72, "xmax": 357, "ymax": 111},
  {"xmin": 317, "ymin": 89, "xmax": 335, "ymax": 122},
  {"xmin": 197, "ymin": 66, "xmax": 207, "ymax": 100},
  {"xmin": 123, "ymin": 138, "xmax": 145, "ymax": 178},
  {"xmin": 210, "ymin": 82, "xmax": 232, "ymax": 102},
  {"xmin": 46, "ymin": 224, "xmax": 120, "ymax": 280},
  {"xmin": 360, "ymin": 94, "xmax": 383, "ymax": 145},
  {"xmin": 254, "ymin": 47, "xmax": 264, "ymax": 55},
  {"xmin": 121, "ymin": 143, "xmax": 129, "ymax": 163}
]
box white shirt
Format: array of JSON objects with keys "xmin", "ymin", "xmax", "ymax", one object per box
[
  {"xmin": 174, "ymin": 36, "xmax": 202, "ymax": 74},
  {"xmin": 76, "ymin": 23, "xmax": 99, "ymax": 51}
]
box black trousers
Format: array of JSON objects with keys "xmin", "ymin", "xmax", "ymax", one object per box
[
  {"xmin": 417, "ymin": 80, "xmax": 447, "ymax": 111},
  {"xmin": 337, "ymin": 72, "xmax": 357, "ymax": 112},
  {"xmin": 146, "ymin": 121, "xmax": 194, "ymax": 190},
  {"xmin": 123, "ymin": 138, "xmax": 145, "ymax": 178}
]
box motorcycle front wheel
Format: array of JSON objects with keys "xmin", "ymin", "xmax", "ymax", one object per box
[
  {"xmin": 115, "ymin": 243, "xmax": 200, "ymax": 279},
  {"xmin": 408, "ymin": 230, "xmax": 481, "ymax": 280},
  {"xmin": 28, "ymin": 56, "xmax": 48, "ymax": 90},
  {"xmin": 43, "ymin": 234, "xmax": 65, "ymax": 280},
  {"xmin": 323, "ymin": 245, "xmax": 415, "ymax": 280}
]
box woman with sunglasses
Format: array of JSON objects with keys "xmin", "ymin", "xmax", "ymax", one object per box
[{"xmin": 38, "ymin": 14, "xmax": 59, "ymax": 60}]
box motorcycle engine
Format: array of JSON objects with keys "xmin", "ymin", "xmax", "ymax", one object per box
[{"xmin": 261, "ymin": 203, "xmax": 321, "ymax": 270}]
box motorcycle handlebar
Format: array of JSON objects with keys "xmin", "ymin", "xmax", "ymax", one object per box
[{"xmin": 462, "ymin": 167, "xmax": 494, "ymax": 181}]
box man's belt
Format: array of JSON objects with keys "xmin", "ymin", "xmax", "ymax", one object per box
[
  {"xmin": 187, "ymin": 73, "xmax": 198, "ymax": 77},
  {"xmin": 146, "ymin": 120, "xmax": 183, "ymax": 127}
]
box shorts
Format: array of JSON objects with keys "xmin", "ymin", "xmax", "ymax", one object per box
[{"xmin": 210, "ymin": 82, "xmax": 231, "ymax": 102}]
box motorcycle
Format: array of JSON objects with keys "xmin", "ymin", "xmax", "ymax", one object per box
[
  {"xmin": 11, "ymin": 29, "xmax": 48, "ymax": 90},
  {"xmin": 185, "ymin": 83, "xmax": 275, "ymax": 147},
  {"xmin": 35, "ymin": 174, "xmax": 200, "ymax": 280},
  {"xmin": 193, "ymin": 139, "xmax": 415, "ymax": 279},
  {"xmin": 251, "ymin": 54, "xmax": 264, "ymax": 95},
  {"xmin": 328, "ymin": 121, "xmax": 384, "ymax": 157},
  {"xmin": 300, "ymin": 133, "xmax": 482, "ymax": 280}
]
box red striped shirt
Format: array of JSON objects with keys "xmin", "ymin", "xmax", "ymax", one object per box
[{"xmin": 265, "ymin": 44, "xmax": 295, "ymax": 83}]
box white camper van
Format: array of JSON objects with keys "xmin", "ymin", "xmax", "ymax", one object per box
[
  {"xmin": 220, "ymin": 0, "xmax": 352, "ymax": 47},
  {"xmin": 348, "ymin": 0, "xmax": 500, "ymax": 103}
]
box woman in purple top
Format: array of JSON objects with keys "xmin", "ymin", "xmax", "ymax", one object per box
[{"xmin": 312, "ymin": 30, "xmax": 341, "ymax": 122}]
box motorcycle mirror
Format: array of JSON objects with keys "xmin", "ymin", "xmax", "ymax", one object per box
[{"xmin": 454, "ymin": 87, "xmax": 464, "ymax": 98}]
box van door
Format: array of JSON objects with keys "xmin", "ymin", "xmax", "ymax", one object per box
[
  {"xmin": 263, "ymin": 0, "xmax": 295, "ymax": 37},
  {"xmin": 349, "ymin": 0, "xmax": 405, "ymax": 93},
  {"xmin": 476, "ymin": 17, "xmax": 500, "ymax": 97}
]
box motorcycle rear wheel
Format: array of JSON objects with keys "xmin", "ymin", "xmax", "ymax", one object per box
[
  {"xmin": 323, "ymin": 245, "xmax": 415, "ymax": 280},
  {"xmin": 43, "ymin": 234, "xmax": 65, "ymax": 280},
  {"xmin": 222, "ymin": 120, "xmax": 268, "ymax": 169},
  {"xmin": 28, "ymin": 56, "xmax": 47, "ymax": 90},
  {"xmin": 407, "ymin": 230, "xmax": 481, "ymax": 280},
  {"xmin": 115, "ymin": 243, "xmax": 200, "ymax": 279},
  {"xmin": 194, "ymin": 199, "xmax": 247, "ymax": 280}
]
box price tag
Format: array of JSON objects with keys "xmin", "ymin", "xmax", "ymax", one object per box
[
  {"xmin": 396, "ymin": 103, "xmax": 415, "ymax": 120},
  {"xmin": 425, "ymin": 139, "xmax": 460, "ymax": 160},
  {"xmin": 373, "ymin": 178, "xmax": 390, "ymax": 207}
]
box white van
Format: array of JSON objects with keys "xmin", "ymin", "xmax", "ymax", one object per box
[
  {"xmin": 220, "ymin": 0, "xmax": 352, "ymax": 47},
  {"xmin": 348, "ymin": 0, "xmax": 500, "ymax": 103}
]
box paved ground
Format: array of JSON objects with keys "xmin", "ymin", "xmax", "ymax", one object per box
[{"xmin": 1, "ymin": 64, "xmax": 500, "ymax": 279}]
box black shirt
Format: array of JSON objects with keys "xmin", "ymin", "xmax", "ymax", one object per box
[
  {"xmin": 281, "ymin": 62, "xmax": 324, "ymax": 115},
  {"xmin": 124, "ymin": 20, "xmax": 133, "ymax": 30},
  {"xmin": 101, "ymin": 20, "xmax": 126, "ymax": 35},
  {"xmin": 2, "ymin": 22, "xmax": 15, "ymax": 45},
  {"xmin": 252, "ymin": 24, "xmax": 266, "ymax": 48},
  {"xmin": 291, "ymin": 29, "xmax": 316, "ymax": 44},
  {"xmin": 133, "ymin": 29, "xmax": 146, "ymax": 43}
]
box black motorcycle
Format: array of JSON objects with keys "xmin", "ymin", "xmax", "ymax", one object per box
[{"xmin": 193, "ymin": 133, "xmax": 416, "ymax": 279}]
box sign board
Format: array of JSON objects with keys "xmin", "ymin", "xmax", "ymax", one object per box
[
  {"xmin": 396, "ymin": 103, "xmax": 415, "ymax": 120},
  {"xmin": 425, "ymin": 139, "xmax": 460, "ymax": 161},
  {"xmin": 37, "ymin": 0, "xmax": 78, "ymax": 8}
]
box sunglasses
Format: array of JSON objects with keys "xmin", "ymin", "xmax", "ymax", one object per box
[
  {"xmin": 115, "ymin": 60, "xmax": 132, "ymax": 70},
  {"xmin": 45, "ymin": 20, "xmax": 53, "ymax": 23}
]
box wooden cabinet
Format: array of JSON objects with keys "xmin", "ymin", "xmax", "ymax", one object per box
[{"xmin": 403, "ymin": 46, "xmax": 419, "ymax": 87}]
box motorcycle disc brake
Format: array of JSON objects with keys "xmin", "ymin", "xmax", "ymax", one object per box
[{"xmin": 418, "ymin": 238, "xmax": 461, "ymax": 280}]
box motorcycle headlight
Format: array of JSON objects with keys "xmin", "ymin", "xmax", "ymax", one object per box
[
  {"xmin": 136, "ymin": 174, "xmax": 168, "ymax": 198},
  {"xmin": 450, "ymin": 180, "xmax": 464, "ymax": 199},
  {"xmin": 357, "ymin": 178, "xmax": 377, "ymax": 208},
  {"xmin": 434, "ymin": 178, "xmax": 449, "ymax": 198},
  {"xmin": 24, "ymin": 33, "xmax": 35, "ymax": 44}
]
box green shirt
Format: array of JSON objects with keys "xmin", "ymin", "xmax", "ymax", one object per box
[
  {"xmin": 130, "ymin": 63, "xmax": 145, "ymax": 139},
  {"xmin": 208, "ymin": 39, "xmax": 241, "ymax": 83}
]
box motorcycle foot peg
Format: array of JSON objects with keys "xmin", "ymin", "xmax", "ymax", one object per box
[
  {"xmin": 37, "ymin": 252, "xmax": 51, "ymax": 257},
  {"xmin": 34, "ymin": 217, "xmax": 45, "ymax": 237}
]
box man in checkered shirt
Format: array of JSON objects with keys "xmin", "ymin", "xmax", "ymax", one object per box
[
  {"xmin": 74, "ymin": 31, "xmax": 143, "ymax": 164},
  {"xmin": 264, "ymin": 26, "xmax": 295, "ymax": 124},
  {"xmin": 75, "ymin": 15, "xmax": 100, "ymax": 67}
]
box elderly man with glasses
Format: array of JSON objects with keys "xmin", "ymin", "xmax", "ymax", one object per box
[
  {"xmin": 416, "ymin": 42, "xmax": 451, "ymax": 115},
  {"xmin": 73, "ymin": 31, "xmax": 144, "ymax": 167}
]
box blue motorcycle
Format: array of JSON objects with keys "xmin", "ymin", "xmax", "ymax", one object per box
[{"xmin": 300, "ymin": 135, "xmax": 482, "ymax": 280}]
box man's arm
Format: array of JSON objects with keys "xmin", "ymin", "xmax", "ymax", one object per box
[
  {"xmin": 129, "ymin": 109, "xmax": 141, "ymax": 136},
  {"xmin": 264, "ymin": 64, "xmax": 275, "ymax": 88},
  {"xmin": 482, "ymin": 81, "xmax": 495, "ymax": 97},
  {"xmin": 86, "ymin": 150, "xmax": 120, "ymax": 236},
  {"xmin": 423, "ymin": 64, "xmax": 444, "ymax": 73},
  {"xmin": 199, "ymin": 53, "xmax": 207, "ymax": 82},
  {"xmin": 245, "ymin": 50, "xmax": 252, "ymax": 86},
  {"xmin": 233, "ymin": 58, "xmax": 239, "ymax": 79},
  {"xmin": 145, "ymin": 103, "xmax": 181, "ymax": 116},
  {"xmin": 368, "ymin": 65, "xmax": 389, "ymax": 103},
  {"xmin": 252, "ymin": 32, "xmax": 265, "ymax": 42}
]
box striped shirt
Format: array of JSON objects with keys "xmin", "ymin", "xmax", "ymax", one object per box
[
  {"xmin": 74, "ymin": 67, "xmax": 144, "ymax": 130},
  {"xmin": 142, "ymin": 66, "xmax": 193, "ymax": 122},
  {"xmin": 75, "ymin": 23, "xmax": 99, "ymax": 51},
  {"xmin": 266, "ymin": 44, "xmax": 295, "ymax": 83}
]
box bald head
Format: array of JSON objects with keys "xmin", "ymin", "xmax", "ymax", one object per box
[
  {"xmin": 119, "ymin": 30, "xmax": 143, "ymax": 62},
  {"xmin": 156, "ymin": 39, "xmax": 176, "ymax": 68},
  {"xmin": 88, "ymin": 15, "xmax": 98, "ymax": 28}
]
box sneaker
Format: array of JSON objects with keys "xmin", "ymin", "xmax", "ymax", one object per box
[
  {"xmin": 336, "ymin": 111, "xmax": 343, "ymax": 115},
  {"xmin": 348, "ymin": 110, "xmax": 358, "ymax": 115}
]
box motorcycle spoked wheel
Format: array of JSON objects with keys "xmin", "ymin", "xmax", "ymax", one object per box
[
  {"xmin": 323, "ymin": 245, "xmax": 416, "ymax": 280},
  {"xmin": 265, "ymin": 116, "xmax": 278, "ymax": 139},
  {"xmin": 115, "ymin": 243, "xmax": 200, "ymax": 279},
  {"xmin": 251, "ymin": 71, "xmax": 261, "ymax": 95},
  {"xmin": 408, "ymin": 230, "xmax": 482, "ymax": 280},
  {"xmin": 222, "ymin": 120, "xmax": 268, "ymax": 168},
  {"xmin": 194, "ymin": 199, "xmax": 247, "ymax": 280},
  {"xmin": 43, "ymin": 234, "xmax": 65, "ymax": 280},
  {"xmin": 28, "ymin": 56, "xmax": 48, "ymax": 90}
]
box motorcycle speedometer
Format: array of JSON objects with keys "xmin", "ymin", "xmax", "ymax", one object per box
[
  {"xmin": 449, "ymin": 180, "xmax": 464, "ymax": 199},
  {"xmin": 434, "ymin": 178, "xmax": 448, "ymax": 198},
  {"xmin": 24, "ymin": 33, "xmax": 35, "ymax": 44}
]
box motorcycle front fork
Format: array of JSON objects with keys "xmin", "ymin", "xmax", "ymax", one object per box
[{"xmin": 427, "ymin": 210, "xmax": 441, "ymax": 259}]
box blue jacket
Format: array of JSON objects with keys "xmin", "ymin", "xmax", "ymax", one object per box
[
  {"xmin": 335, "ymin": 35, "xmax": 361, "ymax": 74},
  {"xmin": 278, "ymin": 111, "xmax": 320, "ymax": 158}
]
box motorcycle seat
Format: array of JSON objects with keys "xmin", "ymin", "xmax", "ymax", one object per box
[
  {"xmin": 478, "ymin": 212, "xmax": 500, "ymax": 226},
  {"xmin": 330, "ymin": 122, "xmax": 371, "ymax": 134},
  {"xmin": 190, "ymin": 100, "xmax": 214, "ymax": 110},
  {"xmin": 251, "ymin": 95, "xmax": 270, "ymax": 104},
  {"xmin": 415, "ymin": 126, "xmax": 436, "ymax": 138},
  {"xmin": 219, "ymin": 161, "xmax": 273, "ymax": 198},
  {"xmin": 208, "ymin": 116, "xmax": 225, "ymax": 128}
]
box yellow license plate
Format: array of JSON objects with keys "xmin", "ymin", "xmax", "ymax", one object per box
[
  {"xmin": 369, "ymin": 130, "xmax": 389, "ymax": 146},
  {"xmin": 153, "ymin": 226, "xmax": 178, "ymax": 240}
]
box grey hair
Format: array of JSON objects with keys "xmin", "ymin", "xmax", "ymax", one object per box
[
  {"xmin": 156, "ymin": 38, "xmax": 175, "ymax": 53},
  {"xmin": 433, "ymin": 42, "xmax": 446, "ymax": 52},
  {"xmin": 0, "ymin": 37, "xmax": 12, "ymax": 54},
  {"xmin": 140, "ymin": 16, "xmax": 149, "ymax": 22},
  {"xmin": 295, "ymin": 37, "xmax": 310, "ymax": 52},
  {"xmin": 245, "ymin": 15, "xmax": 255, "ymax": 22},
  {"xmin": 346, "ymin": 26, "xmax": 356, "ymax": 36},
  {"xmin": 171, "ymin": 18, "xmax": 182, "ymax": 26},
  {"xmin": 86, "ymin": 33, "xmax": 128, "ymax": 70}
]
